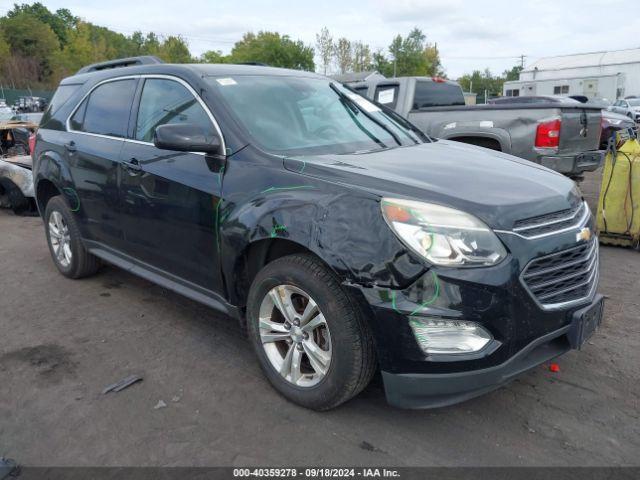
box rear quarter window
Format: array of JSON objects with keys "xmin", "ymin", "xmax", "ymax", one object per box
[
  {"xmin": 413, "ymin": 81, "xmax": 465, "ymax": 109},
  {"xmin": 375, "ymin": 85, "xmax": 399, "ymax": 109},
  {"xmin": 39, "ymin": 84, "xmax": 82, "ymax": 127}
]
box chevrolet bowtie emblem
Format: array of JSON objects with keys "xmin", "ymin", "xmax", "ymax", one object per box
[{"xmin": 576, "ymin": 227, "xmax": 592, "ymax": 242}]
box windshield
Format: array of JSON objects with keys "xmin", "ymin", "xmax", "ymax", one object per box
[
  {"xmin": 207, "ymin": 75, "xmax": 424, "ymax": 155},
  {"xmin": 627, "ymin": 99, "xmax": 640, "ymax": 107}
]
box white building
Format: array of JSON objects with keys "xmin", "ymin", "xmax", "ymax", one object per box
[{"xmin": 503, "ymin": 48, "xmax": 640, "ymax": 101}]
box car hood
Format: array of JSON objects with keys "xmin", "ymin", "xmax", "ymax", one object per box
[{"xmin": 284, "ymin": 140, "xmax": 580, "ymax": 230}]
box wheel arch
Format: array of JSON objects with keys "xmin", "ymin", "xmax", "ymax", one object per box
[
  {"xmin": 442, "ymin": 129, "xmax": 511, "ymax": 153},
  {"xmin": 35, "ymin": 178, "xmax": 61, "ymax": 216},
  {"xmin": 34, "ymin": 149, "xmax": 75, "ymax": 216},
  {"xmin": 229, "ymin": 237, "xmax": 329, "ymax": 310}
]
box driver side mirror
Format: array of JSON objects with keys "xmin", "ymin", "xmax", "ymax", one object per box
[{"xmin": 153, "ymin": 123, "xmax": 223, "ymax": 155}]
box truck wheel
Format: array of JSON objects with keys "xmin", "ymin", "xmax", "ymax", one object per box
[
  {"xmin": 246, "ymin": 254, "xmax": 376, "ymax": 410},
  {"xmin": 44, "ymin": 195, "xmax": 100, "ymax": 279}
]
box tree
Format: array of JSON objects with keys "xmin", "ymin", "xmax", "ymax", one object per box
[
  {"xmin": 503, "ymin": 65, "xmax": 523, "ymax": 81},
  {"xmin": 424, "ymin": 43, "xmax": 444, "ymax": 77},
  {"xmin": 351, "ymin": 41, "xmax": 372, "ymax": 73},
  {"xmin": 457, "ymin": 63, "xmax": 524, "ymax": 103},
  {"xmin": 457, "ymin": 68, "xmax": 504, "ymax": 103},
  {"xmin": 315, "ymin": 27, "xmax": 333, "ymax": 75},
  {"xmin": 388, "ymin": 35, "xmax": 402, "ymax": 77},
  {"xmin": 229, "ymin": 31, "xmax": 314, "ymax": 70},
  {"xmin": 5, "ymin": 3, "xmax": 77, "ymax": 46},
  {"xmin": 372, "ymin": 48, "xmax": 393, "ymax": 77},
  {"xmin": 157, "ymin": 36, "xmax": 192, "ymax": 63},
  {"xmin": 0, "ymin": 12, "xmax": 60, "ymax": 84},
  {"xmin": 333, "ymin": 37, "xmax": 352, "ymax": 74},
  {"xmin": 200, "ymin": 50, "xmax": 228, "ymax": 64}
]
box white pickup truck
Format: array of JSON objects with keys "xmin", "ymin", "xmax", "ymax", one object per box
[{"xmin": 349, "ymin": 77, "xmax": 604, "ymax": 179}]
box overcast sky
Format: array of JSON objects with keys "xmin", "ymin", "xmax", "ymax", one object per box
[{"xmin": 2, "ymin": 0, "xmax": 637, "ymax": 78}]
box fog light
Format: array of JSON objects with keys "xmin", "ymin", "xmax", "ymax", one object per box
[{"xmin": 409, "ymin": 318, "xmax": 492, "ymax": 355}]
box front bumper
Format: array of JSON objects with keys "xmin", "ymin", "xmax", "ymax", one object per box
[
  {"xmin": 347, "ymin": 213, "xmax": 601, "ymax": 409},
  {"xmin": 538, "ymin": 150, "xmax": 604, "ymax": 175},
  {"xmin": 382, "ymin": 294, "xmax": 602, "ymax": 409}
]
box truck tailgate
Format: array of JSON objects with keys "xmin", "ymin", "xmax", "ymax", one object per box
[{"xmin": 558, "ymin": 107, "xmax": 601, "ymax": 154}]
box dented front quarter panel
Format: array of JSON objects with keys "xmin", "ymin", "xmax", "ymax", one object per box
[{"xmin": 218, "ymin": 146, "xmax": 427, "ymax": 305}]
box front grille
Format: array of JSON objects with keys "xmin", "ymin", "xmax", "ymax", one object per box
[
  {"xmin": 521, "ymin": 239, "xmax": 598, "ymax": 309},
  {"xmin": 513, "ymin": 202, "xmax": 587, "ymax": 238}
]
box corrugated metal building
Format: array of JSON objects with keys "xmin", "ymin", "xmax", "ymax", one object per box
[{"xmin": 503, "ymin": 48, "xmax": 640, "ymax": 101}]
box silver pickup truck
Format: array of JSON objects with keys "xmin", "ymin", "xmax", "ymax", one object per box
[{"xmin": 351, "ymin": 77, "xmax": 604, "ymax": 178}]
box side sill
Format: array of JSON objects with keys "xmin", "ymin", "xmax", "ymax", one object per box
[{"xmin": 84, "ymin": 240, "xmax": 241, "ymax": 320}]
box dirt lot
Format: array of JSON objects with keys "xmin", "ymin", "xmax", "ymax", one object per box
[{"xmin": 1, "ymin": 169, "xmax": 639, "ymax": 467}]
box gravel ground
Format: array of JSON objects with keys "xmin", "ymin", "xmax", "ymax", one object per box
[{"xmin": 0, "ymin": 169, "xmax": 638, "ymax": 467}]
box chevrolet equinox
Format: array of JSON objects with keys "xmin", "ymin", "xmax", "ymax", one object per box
[{"xmin": 32, "ymin": 56, "xmax": 603, "ymax": 410}]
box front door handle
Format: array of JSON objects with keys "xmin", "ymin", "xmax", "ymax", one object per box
[
  {"xmin": 123, "ymin": 157, "xmax": 142, "ymax": 173},
  {"xmin": 64, "ymin": 141, "xmax": 76, "ymax": 152}
]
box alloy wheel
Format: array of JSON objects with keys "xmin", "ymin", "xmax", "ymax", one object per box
[
  {"xmin": 258, "ymin": 285, "xmax": 332, "ymax": 387},
  {"xmin": 49, "ymin": 210, "xmax": 72, "ymax": 268}
]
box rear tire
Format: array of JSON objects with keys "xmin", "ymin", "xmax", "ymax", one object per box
[
  {"xmin": 44, "ymin": 195, "xmax": 100, "ymax": 279},
  {"xmin": 246, "ymin": 253, "xmax": 376, "ymax": 410}
]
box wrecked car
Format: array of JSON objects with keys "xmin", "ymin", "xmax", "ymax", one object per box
[
  {"xmin": 0, "ymin": 120, "xmax": 37, "ymax": 214},
  {"xmin": 33, "ymin": 57, "xmax": 603, "ymax": 410}
]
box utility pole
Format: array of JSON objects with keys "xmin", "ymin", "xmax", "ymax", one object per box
[{"xmin": 520, "ymin": 54, "xmax": 526, "ymax": 68}]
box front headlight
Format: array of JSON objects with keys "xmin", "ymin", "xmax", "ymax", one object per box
[{"xmin": 381, "ymin": 198, "xmax": 506, "ymax": 267}]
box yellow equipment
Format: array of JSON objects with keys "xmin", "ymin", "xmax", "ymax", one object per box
[{"xmin": 597, "ymin": 133, "xmax": 640, "ymax": 248}]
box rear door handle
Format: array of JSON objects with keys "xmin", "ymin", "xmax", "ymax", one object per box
[
  {"xmin": 64, "ymin": 141, "xmax": 76, "ymax": 152},
  {"xmin": 123, "ymin": 157, "xmax": 142, "ymax": 173}
]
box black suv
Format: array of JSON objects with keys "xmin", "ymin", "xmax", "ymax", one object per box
[{"xmin": 33, "ymin": 56, "xmax": 603, "ymax": 410}]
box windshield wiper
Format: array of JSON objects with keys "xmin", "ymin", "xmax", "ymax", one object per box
[{"xmin": 330, "ymin": 83, "xmax": 402, "ymax": 147}]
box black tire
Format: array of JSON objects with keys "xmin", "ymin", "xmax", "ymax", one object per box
[
  {"xmin": 44, "ymin": 195, "xmax": 100, "ymax": 279},
  {"xmin": 246, "ymin": 253, "xmax": 376, "ymax": 410}
]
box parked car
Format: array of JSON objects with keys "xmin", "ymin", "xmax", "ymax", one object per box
[
  {"xmin": 600, "ymin": 110, "xmax": 636, "ymax": 149},
  {"xmin": 33, "ymin": 57, "xmax": 603, "ymax": 410},
  {"xmin": 0, "ymin": 119, "xmax": 37, "ymax": 214},
  {"xmin": 0, "ymin": 104, "xmax": 14, "ymax": 120},
  {"xmin": 13, "ymin": 96, "xmax": 47, "ymax": 113},
  {"xmin": 352, "ymin": 77, "xmax": 604, "ymax": 179},
  {"xmin": 609, "ymin": 98, "xmax": 640, "ymax": 122}
]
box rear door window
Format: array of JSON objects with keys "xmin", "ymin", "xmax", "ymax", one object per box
[
  {"xmin": 375, "ymin": 85, "xmax": 399, "ymax": 109},
  {"xmin": 412, "ymin": 81, "xmax": 465, "ymax": 109},
  {"xmin": 135, "ymin": 78, "xmax": 213, "ymax": 142},
  {"xmin": 70, "ymin": 79, "xmax": 137, "ymax": 138}
]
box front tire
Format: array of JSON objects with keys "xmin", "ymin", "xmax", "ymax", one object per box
[
  {"xmin": 44, "ymin": 195, "xmax": 100, "ymax": 279},
  {"xmin": 247, "ymin": 254, "xmax": 376, "ymax": 410}
]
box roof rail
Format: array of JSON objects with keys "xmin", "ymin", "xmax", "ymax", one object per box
[{"xmin": 76, "ymin": 56, "xmax": 164, "ymax": 75}]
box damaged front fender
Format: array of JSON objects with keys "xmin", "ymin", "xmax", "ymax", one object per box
[{"xmin": 218, "ymin": 149, "xmax": 427, "ymax": 305}]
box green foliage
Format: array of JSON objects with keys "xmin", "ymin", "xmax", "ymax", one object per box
[
  {"xmin": 334, "ymin": 38, "xmax": 352, "ymax": 74},
  {"xmin": 199, "ymin": 31, "xmax": 314, "ymax": 70},
  {"xmin": 0, "ymin": 3, "xmax": 195, "ymax": 89},
  {"xmin": 457, "ymin": 64, "xmax": 523, "ymax": 102},
  {"xmin": 351, "ymin": 41, "xmax": 372, "ymax": 73},
  {"xmin": 503, "ymin": 65, "xmax": 523, "ymax": 81},
  {"xmin": 1, "ymin": 12, "xmax": 59, "ymax": 59},
  {"xmin": 368, "ymin": 28, "xmax": 443, "ymax": 77},
  {"xmin": 200, "ymin": 50, "xmax": 228, "ymax": 64},
  {"xmin": 6, "ymin": 2, "xmax": 77, "ymax": 46},
  {"xmin": 228, "ymin": 31, "xmax": 314, "ymax": 70},
  {"xmin": 156, "ymin": 36, "xmax": 193, "ymax": 63}
]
